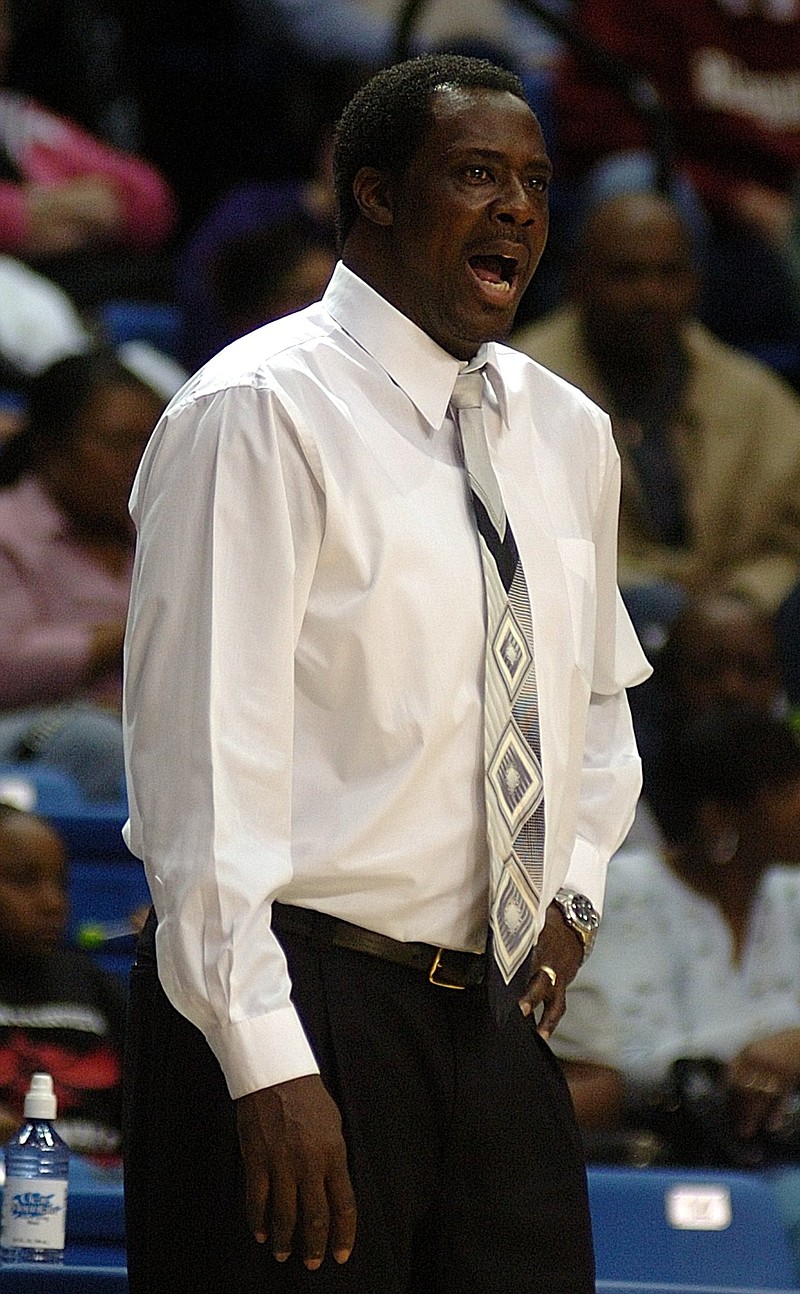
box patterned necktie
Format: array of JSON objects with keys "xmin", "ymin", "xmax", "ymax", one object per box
[{"xmin": 451, "ymin": 368, "xmax": 545, "ymax": 1004}]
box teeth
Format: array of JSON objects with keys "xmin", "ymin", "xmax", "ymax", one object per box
[{"xmin": 485, "ymin": 279, "xmax": 511, "ymax": 292}]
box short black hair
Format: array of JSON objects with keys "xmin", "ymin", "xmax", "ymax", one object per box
[
  {"xmin": 210, "ymin": 216, "xmax": 330, "ymax": 327},
  {"xmin": 657, "ymin": 708, "xmax": 800, "ymax": 844},
  {"xmin": 0, "ymin": 349, "xmax": 161, "ymax": 488},
  {"xmin": 332, "ymin": 53, "xmax": 528, "ymax": 246}
]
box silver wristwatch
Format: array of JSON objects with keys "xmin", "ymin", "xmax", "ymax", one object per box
[{"xmin": 553, "ymin": 888, "xmax": 599, "ymax": 961}]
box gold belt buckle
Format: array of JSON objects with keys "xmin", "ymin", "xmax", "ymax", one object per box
[{"xmin": 428, "ymin": 947, "xmax": 467, "ymax": 989}]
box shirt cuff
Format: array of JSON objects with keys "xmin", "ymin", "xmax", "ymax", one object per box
[
  {"xmin": 205, "ymin": 1004, "xmax": 320, "ymax": 1099},
  {"xmin": 562, "ymin": 837, "xmax": 607, "ymax": 915}
]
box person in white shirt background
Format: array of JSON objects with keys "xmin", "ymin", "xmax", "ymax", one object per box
[{"xmin": 121, "ymin": 53, "xmax": 650, "ymax": 1294}]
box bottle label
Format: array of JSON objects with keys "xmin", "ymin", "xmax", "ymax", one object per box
[{"xmin": 0, "ymin": 1177, "xmax": 67, "ymax": 1250}]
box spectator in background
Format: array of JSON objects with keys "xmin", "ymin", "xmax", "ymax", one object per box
[
  {"xmin": 513, "ymin": 192, "xmax": 800, "ymax": 659},
  {"xmin": 0, "ymin": 350, "xmax": 166, "ymax": 802},
  {"xmin": 0, "ymin": 0, "xmax": 176, "ymax": 306},
  {"xmin": 173, "ymin": 59, "xmax": 360, "ymax": 370},
  {"xmin": 552, "ymin": 708, "xmax": 800, "ymax": 1165},
  {"xmin": 0, "ymin": 801, "xmax": 124, "ymax": 1156},
  {"xmin": 207, "ymin": 218, "xmax": 335, "ymax": 359},
  {"xmin": 552, "ymin": 0, "xmax": 800, "ymax": 355},
  {"xmin": 629, "ymin": 591, "xmax": 788, "ymax": 847}
]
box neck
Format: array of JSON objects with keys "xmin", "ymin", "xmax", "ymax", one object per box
[{"xmin": 669, "ymin": 840, "xmax": 766, "ymax": 958}]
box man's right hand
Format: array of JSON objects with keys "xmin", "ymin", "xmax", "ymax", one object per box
[{"xmin": 235, "ymin": 1073, "xmax": 357, "ymax": 1270}]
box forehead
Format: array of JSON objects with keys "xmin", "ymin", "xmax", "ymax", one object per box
[
  {"xmin": 415, "ymin": 86, "xmax": 547, "ymax": 167},
  {"xmin": 0, "ymin": 813, "xmax": 64, "ymax": 868},
  {"xmin": 588, "ymin": 209, "xmax": 691, "ymax": 268}
]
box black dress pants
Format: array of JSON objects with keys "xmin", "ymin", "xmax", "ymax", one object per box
[{"xmin": 123, "ymin": 912, "xmax": 595, "ymax": 1293}]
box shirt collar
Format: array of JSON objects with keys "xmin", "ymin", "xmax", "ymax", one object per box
[{"xmin": 322, "ymin": 261, "xmax": 499, "ymax": 431}]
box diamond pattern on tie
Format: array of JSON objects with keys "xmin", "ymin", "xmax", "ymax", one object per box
[
  {"xmin": 450, "ymin": 368, "xmax": 545, "ymax": 990},
  {"xmin": 488, "ymin": 716, "xmax": 543, "ymax": 836},
  {"xmin": 493, "ymin": 605, "xmax": 531, "ymax": 699}
]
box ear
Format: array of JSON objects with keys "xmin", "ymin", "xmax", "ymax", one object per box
[{"xmin": 352, "ymin": 166, "xmax": 394, "ymax": 229}]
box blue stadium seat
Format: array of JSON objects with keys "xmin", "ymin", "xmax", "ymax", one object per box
[
  {"xmin": 98, "ymin": 300, "xmax": 182, "ymax": 359},
  {"xmin": 50, "ymin": 807, "xmax": 149, "ymax": 980},
  {"xmin": 597, "ymin": 1285, "xmax": 796, "ymax": 1294},
  {"xmin": 588, "ymin": 1166, "xmax": 799, "ymax": 1291},
  {"xmin": 0, "ymin": 1265, "xmax": 127, "ymax": 1290},
  {"xmin": 0, "ymin": 764, "xmax": 89, "ymax": 816}
]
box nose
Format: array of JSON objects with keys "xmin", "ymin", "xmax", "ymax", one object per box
[{"xmin": 494, "ymin": 174, "xmax": 539, "ymax": 226}]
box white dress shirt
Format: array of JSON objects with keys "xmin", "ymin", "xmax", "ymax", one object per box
[{"xmin": 123, "ymin": 262, "xmax": 650, "ymax": 1098}]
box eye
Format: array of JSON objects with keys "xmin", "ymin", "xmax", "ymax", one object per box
[
  {"xmin": 463, "ymin": 165, "xmax": 493, "ymax": 183},
  {"xmin": 526, "ymin": 175, "xmax": 550, "ymax": 193}
]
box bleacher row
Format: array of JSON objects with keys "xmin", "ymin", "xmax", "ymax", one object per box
[
  {"xmin": 0, "ymin": 764, "xmax": 797, "ymax": 1293},
  {"xmin": 0, "ymin": 1162, "xmax": 797, "ymax": 1291}
]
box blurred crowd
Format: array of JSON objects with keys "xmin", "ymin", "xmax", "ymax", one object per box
[{"xmin": 0, "ymin": 0, "xmax": 799, "ymax": 1265}]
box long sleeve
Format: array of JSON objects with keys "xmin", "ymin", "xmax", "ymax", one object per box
[
  {"xmin": 561, "ymin": 415, "xmax": 650, "ymax": 912},
  {"xmin": 124, "ymin": 383, "xmax": 324, "ymax": 1097}
]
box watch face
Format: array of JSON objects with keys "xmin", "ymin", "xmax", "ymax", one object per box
[{"xmin": 571, "ymin": 894, "xmax": 598, "ymax": 929}]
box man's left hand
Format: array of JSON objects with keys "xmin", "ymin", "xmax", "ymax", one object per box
[{"xmin": 517, "ymin": 901, "xmax": 585, "ymax": 1040}]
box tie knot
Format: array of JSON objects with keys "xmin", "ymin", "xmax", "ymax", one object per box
[{"xmin": 450, "ymin": 370, "xmax": 484, "ymax": 411}]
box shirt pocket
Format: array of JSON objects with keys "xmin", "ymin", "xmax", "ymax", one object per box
[{"xmin": 555, "ymin": 537, "xmax": 597, "ymax": 683}]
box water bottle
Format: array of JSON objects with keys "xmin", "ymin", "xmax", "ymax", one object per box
[{"xmin": 0, "ymin": 1072, "xmax": 69, "ymax": 1264}]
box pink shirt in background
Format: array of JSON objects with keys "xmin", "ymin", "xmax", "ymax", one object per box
[
  {"xmin": 0, "ymin": 91, "xmax": 176, "ymax": 255},
  {"xmin": 0, "ymin": 474, "xmax": 132, "ymax": 711}
]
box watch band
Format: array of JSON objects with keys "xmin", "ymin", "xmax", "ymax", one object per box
[{"xmin": 554, "ymin": 888, "xmax": 599, "ymax": 961}]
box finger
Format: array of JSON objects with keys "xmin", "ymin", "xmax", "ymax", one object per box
[
  {"xmin": 537, "ymin": 997, "xmax": 564, "ymax": 1041},
  {"xmin": 327, "ymin": 1161, "xmax": 358, "ymax": 1264},
  {"xmin": 243, "ymin": 1163, "xmax": 270, "ymax": 1245},
  {"xmin": 519, "ymin": 964, "xmax": 557, "ymax": 1022},
  {"xmin": 298, "ymin": 1180, "xmax": 330, "ymax": 1271},
  {"xmin": 270, "ymin": 1175, "xmax": 298, "ymax": 1263}
]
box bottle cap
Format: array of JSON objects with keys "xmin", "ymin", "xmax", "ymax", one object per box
[{"xmin": 23, "ymin": 1072, "xmax": 57, "ymax": 1120}]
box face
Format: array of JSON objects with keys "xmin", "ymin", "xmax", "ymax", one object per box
[
  {"xmin": 44, "ymin": 380, "xmax": 163, "ymax": 538},
  {"xmin": 580, "ymin": 197, "xmax": 698, "ymax": 366},
  {"xmin": 363, "ymin": 87, "xmax": 551, "ymax": 359},
  {"xmin": 671, "ymin": 601, "xmax": 782, "ymax": 714},
  {"xmin": 239, "ymin": 245, "xmax": 335, "ymax": 336},
  {"xmin": 0, "ymin": 813, "xmax": 68, "ymax": 961}
]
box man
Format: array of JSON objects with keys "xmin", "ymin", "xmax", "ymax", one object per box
[
  {"xmin": 513, "ymin": 191, "xmax": 800, "ymax": 650},
  {"xmin": 122, "ymin": 55, "xmax": 649, "ymax": 1293}
]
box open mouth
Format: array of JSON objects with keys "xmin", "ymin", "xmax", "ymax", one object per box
[{"xmin": 468, "ymin": 254, "xmax": 520, "ymax": 296}]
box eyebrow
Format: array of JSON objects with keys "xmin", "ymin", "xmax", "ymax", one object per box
[{"xmin": 449, "ymin": 146, "xmax": 553, "ymax": 174}]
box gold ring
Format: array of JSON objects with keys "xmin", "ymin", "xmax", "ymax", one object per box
[{"xmin": 539, "ymin": 964, "xmax": 557, "ymax": 988}]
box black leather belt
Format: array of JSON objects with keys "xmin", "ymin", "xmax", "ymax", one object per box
[{"xmin": 272, "ymin": 902, "xmax": 486, "ymax": 989}]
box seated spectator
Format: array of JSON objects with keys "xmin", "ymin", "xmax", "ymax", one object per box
[
  {"xmin": 631, "ymin": 591, "xmax": 788, "ymax": 842},
  {"xmin": 553, "ymin": 708, "xmax": 800, "ymax": 1171},
  {"xmin": 0, "ymin": 349, "xmax": 167, "ymax": 802},
  {"xmin": 0, "ymin": 801, "xmax": 124, "ymax": 1156},
  {"xmin": 173, "ymin": 56, "xmax": 359, "ymax": 369},
  {"xmin": 552, "ymin": 0, "xmax": 800, "ymax": 355},
  {"xmin": 513, "ymin": 192, "xmax": 800, "ymax": 658},
  {"xmin": 208, "ymin": 218, "xmax": 335, "ymax": 355},
  {"xmin": 0, "ymin": 0, "xmax": 176, "ymax": 306}
]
